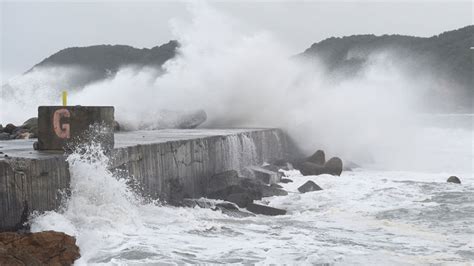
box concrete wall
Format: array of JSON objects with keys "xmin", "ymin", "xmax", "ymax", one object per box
[{"xmin": 0, "ymin": 128, "xmax": 290, "ymax": 231}]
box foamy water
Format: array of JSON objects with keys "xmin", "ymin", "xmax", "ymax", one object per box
[{"xmin": 29, "ymin": 118, "xmax": 473, "ymax": 265}]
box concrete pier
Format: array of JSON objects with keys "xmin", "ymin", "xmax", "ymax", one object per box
[{"xmin": 0, "ymin": 129, "xmax": 291, "ymax": 231}]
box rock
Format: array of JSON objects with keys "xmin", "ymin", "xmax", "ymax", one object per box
[
  {"xmin": 207, "ymin": 170, "xmax": 241, "ymax": 196},
  {"xmin": 3, "ymin": 124, "xmax": 16, "ymax": 134},
  {"xmin": 0, "ymin": 231, "xmax": 80, "ymax": 265},
  {"xmin": 226, "ymin": 193, "xmax": 253, "ymax": 208},
  {"xmin": 22, "ymin": 117, "xmax": 38, "ymax": 135},
  {"xmin": 447, "ymin": 176, "xmax": 461, "ymax": 184},
  {"xmin": 280, "ymin": 178, "xmax": 293, "ymax": 183},
  {"xmin": 307, "ymin": 150, "xmax": 325, "ymax": 165},
  {"xmin": 270, "ymin": 183, "xmax": 283, "ymax": 189},
  {"xmin": 300, "ymin": 162, "xmax": 326, "ymax": 176},
  {"xmin": 181, "ymin": 198, "xmax": 214, "ymax": 208},
  {"xmin": 324, "ymin": 157, "xmax": 343, "ymax": 176},
  {"xmin": 0, "ymin": 124, "xmax": 3, "ymax": 132},
  {"xmin": 248, "ymin": 166, "xmax": 281, "ymax": 184},
  {"xmin": 17, "ymin": 132, "xmax": 33, "ymax": 139},
  {"xmin": 260, "ymin": 185, "xmax": 288, "ymax": 197},
  {"xmin": 298, "ymin": 180, "xmax": 323, "ymax": 193},
  {"xmin": 215, "ymin": 202, "xmax": 239, "ymax": 211},
  {"xmin": 247, "ymin": 203, "xmax": 286, "ymax": 216},
  {"xmin": 0, "ymin": 133, "xmax": 10, "ymax": 140}
]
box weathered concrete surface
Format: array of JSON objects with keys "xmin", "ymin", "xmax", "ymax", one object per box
[
  {"xmin": 0, "ymin": 128, "xmax": 291, "ymax": 231},
  {"xmin": 37, "ymin": 106, "xmax": 114, "ymax": 151}
]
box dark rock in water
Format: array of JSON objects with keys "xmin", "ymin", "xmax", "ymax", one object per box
[
  {"xmin": 260, "ymin": 185, "xmax": 288, "ymax": 197},
  {"xmin": 3, "ymin": 124, "xmax": 16, "ymax": 134},
  {"xmin": 280, "ymin": 178, "xmax": 293, "ymax": 183},
  {"xmin": 271, "ymin": 183, "xmax": 283, "ymax": 189},
  {"xmin": 226, "ymin": 193, "xmax": 253, "ymax": 208},
  {"xmin": 0, "ymin": 231, "xmax": 80, "ymax": 265},
  {"xmin": 181, "ymin": 198, "xmax": 214, "ymax": 208},
  {"xmin": 324, "ymin": 157, "xmax": 343, "ymax": 176},
  {"xmin": 300, "ymin": 162, "xmax": 326, "ymax": 176},
  {"xmin": 0, "ymin": 132, "xmax": 9, "ymax": 140},
  {"xmin": 0, "ymin": 124, "xmax": 3, "ymax": 132},
  {"xmin": 447, "ymin": 176, "xmax": 461, "ymax": 184},
  {"xmin": 215, "ymin": 202, "xmax": 239, "ymax": 211},
  {"xmin": 298, "ymin": 180, "xmax": 323, "ymax": 193},
  {"xmin": 307, "ymin": 150, "xmax": 325, "ymax": 165},
  {"xmin": 248, "ymin": 166, "xmax": 281, "ymax": 184},
  {"xmin": 207, "ymin": 170, "xmax": 241, "ymax": 196},
  {"xmin": 247, "ymin": 203, "xmax": 286, "ymax": 216}
]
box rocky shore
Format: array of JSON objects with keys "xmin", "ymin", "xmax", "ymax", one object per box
[
  {"xmin": 0, "ymin": 118, "xmax": 38, "ymax": 140},
  {"xmin": 0, "ymin": 231, "xmax": 80, "ymax": 265},
  {"xmin": 175, "ymin": 149, "xmax": 345, "ymax": 216}
]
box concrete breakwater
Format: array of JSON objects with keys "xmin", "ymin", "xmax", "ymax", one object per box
[{"xmin": 0, "ymin": 128, "xmax": 291, "ymax": 231}]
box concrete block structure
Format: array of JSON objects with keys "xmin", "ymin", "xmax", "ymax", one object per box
[{"xmin": 0, "ymin": 129, "xmax": 291, "ymax": 231}]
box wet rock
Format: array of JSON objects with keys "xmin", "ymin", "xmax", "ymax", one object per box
[
  {"xmin": 207, "ymin": 170, "xmax": 241, "ymax": 196},
  {"xmin": 182, "ymin": 198, "xmax": 214, "ymax": 208},
  {"xmin": 324, "ymin": 157, "xmax": 343, "ymax": 176},
  {"xmin": 298, "ymin": 180, "xmax": 323, "ymax": 193},
  {"xmin": 447, "ymin": 176, "xmax": 461, "ymax": 184},
  {"xmin": 0, "ymin": 124, "xmax": 3, "ymax": 132},
  {"xmin": 247, "ymin": 203, "xmax": 286, "ymax": 216},
  {"xmin": 215, "ymin": 202, "xmax": 239, "ymax": 211},
  {"xmin": 226, "ymin": 193, "xmax": 253, "ymax": 208},
  {"xmin": 248, "ymin": 166, "xmax": 281, "ymax": 184},
  {"xmin": 270, "ymin": 183, "xmax": 283, "ymax": 189},
  {"xmin": 300, "ymin": 162, "xmax": 326, "ymax": 176},
  {"xmin": 280, "ymin": 178, "xmax": 293, "ymax": 183},
  {"xmin": 0, "ymin": 133, "xmax": 10, "ymax": 140},
  {"xmin": 3, "ymin": 124, "xmax": 16, "ymax": 134},
  {"xmin": 307, "ymin": 150, "xmax": 325, "ymax": 165},
  {"xmin": 0, "ymin": 231, "xmax": 80, "ymax": 265},
  {"xmin": 260, "ymin": 185, "xmax": 288, "ymax": 197}
]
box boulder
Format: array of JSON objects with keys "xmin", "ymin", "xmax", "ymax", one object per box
[
  {"xmin": 324, "ymin": 157, "xmax": 343, "ymax": 176},
  {"xmin": 307, "ymin": 150, "xmax": 325, "ymax": 165},
  {"xmin": 298, "ymin": 181, "xmax": 323, "ymax": 193},
  {"xmin": 246, "ymin": 203, "xmax": 286, "ymax": 216},
  {"xmin": 226, "ymin": 193, "xmax": 253, "ymax": 208},
  {"xmin": 0, "ymin": 124, "xmax": 3, "ymax": 132},
  {"xmin": 0, "ymin": 133, "xmax": 9, "ymax": 140},
  {"xmin": 260, "ymin": 185, "xmax": 288, "ymax": 197},
  {"xmin": 280, "ymin": 178, "xmax": 293, "ymax": 183},
  {"xmin": 300, "ymin": 162, "xmax": 326, "ymax": 176},
  {"xmin": 207, "ymin": 170, "xmax": 241, "ymax": 196},
  {"xmin": 447, "ymin": 176, "xmax": 461, "ymax": 184},
  {"xmin": 0, "ymin": 231, "xmax": 80, "ymax": 265},
  {"xmin": 22, "ymin": 117, "xmax": 38, "ymax": 136},
  {"xmin": 3, "ymin": 124, "xmax": 16, "ymax": 134},
  {"xmin": 270, "ymin": 183, "xmax": 283, "ymax": 189}
]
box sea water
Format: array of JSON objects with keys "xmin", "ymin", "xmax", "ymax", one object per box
[{"xmin": 30, "ymin": 115, "xmax": 473, "ymax": 265}]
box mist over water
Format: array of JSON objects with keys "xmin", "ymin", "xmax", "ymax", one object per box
[{"xmin": 8, "ymin": 4, "xmax": 470, "ymax": 263}]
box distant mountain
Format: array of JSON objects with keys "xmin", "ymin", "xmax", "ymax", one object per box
[
  {"xmin": 28, "ymin": 40, "xmax": 179, "ymax": 89},
  {"xmin": 299, "ymin": 26, "xmax": 473, "ymax": 112}
]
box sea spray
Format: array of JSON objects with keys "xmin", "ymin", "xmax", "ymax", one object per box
[{"xmin": 30, "ymin": 141, "xmax": 146, "ymax": 263}]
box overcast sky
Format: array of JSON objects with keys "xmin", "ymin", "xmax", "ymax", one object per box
[{"xmin": 1, "ymin": 1, "xmax": 472, "ymax": 81}]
